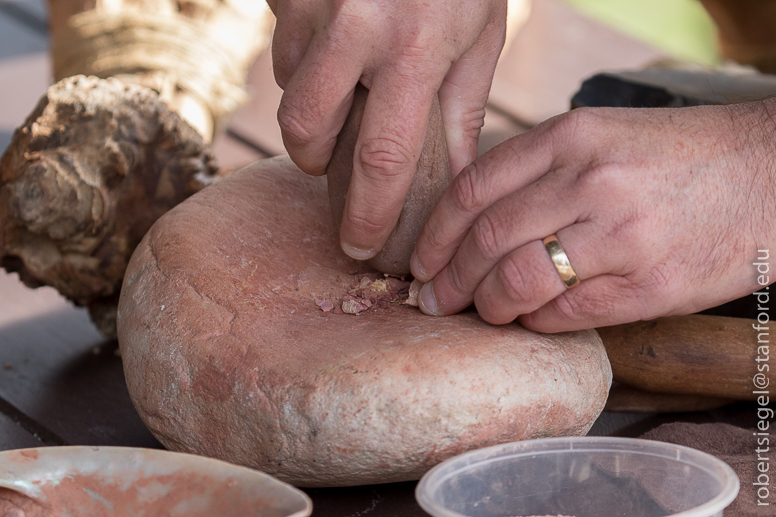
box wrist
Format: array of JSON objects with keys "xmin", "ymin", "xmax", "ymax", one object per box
[{"xmin": 735, "ymin": 99, "xmax": 776, "ymax": 283}]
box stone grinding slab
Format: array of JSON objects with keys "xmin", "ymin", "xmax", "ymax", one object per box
[{"xmin": 117, "ymin": 156, "xmax": 612, "ymax": 487}]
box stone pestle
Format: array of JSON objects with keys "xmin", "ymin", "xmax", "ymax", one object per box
[{"xmin": 326, "ymin": 83, "xmax": 451, "ymax": 276}]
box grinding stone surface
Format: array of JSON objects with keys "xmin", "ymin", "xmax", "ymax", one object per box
[{"xmin": 117, "ymin": 156, "xmax": 612, "ymax": 487}]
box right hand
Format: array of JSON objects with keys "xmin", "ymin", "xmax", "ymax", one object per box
[
  {"xmin": 267, "ymin": 0, "xmax": 508, "ymax": 259},
  {"xmin": 411, "ymin": 102, "xmax": 776, "ymax": 331}
]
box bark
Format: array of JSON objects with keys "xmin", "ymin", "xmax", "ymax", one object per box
[
  {"xmin": 1, "ymin": 1, "xmax": 271, "ymax": 336},
  {"xmin": 0, "ymin": 76, "xmax": 218, "ymax": 337}
]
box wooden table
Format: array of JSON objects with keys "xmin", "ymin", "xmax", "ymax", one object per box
[
  {"xmin": 0, "ymin": 265, "xmax": 761, "ymax": 515},
  {"xmin": 0, "ymin": 1, "xmax": 762, "ymax": 514}
]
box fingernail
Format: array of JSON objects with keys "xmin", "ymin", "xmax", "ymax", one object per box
[
  {"xmin": 418, "ymin": 281, "xmax": 439, "ymax": 316},
  {"xmin": 341, "ymin": 241, "xmax": 376, "ymax": 260},
  {"xmin": 410, "ymin": 251, "xmax": 427, "ymax": 280}
]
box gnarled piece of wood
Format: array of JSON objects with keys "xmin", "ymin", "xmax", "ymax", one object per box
[{"xmin": 0, "ymin": 75, "xmax": 218, "ymax": 337}]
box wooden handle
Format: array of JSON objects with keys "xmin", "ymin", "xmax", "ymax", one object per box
[
  {"xmin": 598, "ymin": 315, "xmax": 761, "ymax": 400},
  {"xmin": 604, "ymin": 383, "xmax": 735, "ymax": 413}
]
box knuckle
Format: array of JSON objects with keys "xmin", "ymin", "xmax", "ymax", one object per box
[
  {"xmin": 475, "ymin": 297, "xmax": 515, "ymax": 326},
  {"xmin": 459, "ymin": 108, "xmax": 487, "ymax": 137},
  {"xmin": 575, "ymin": 163, "xmax": 620, "ymax": 192},
  {"xmin": 613, "ymin": 275, "xmax": 657, "ymax": 320},
  {"xmin": 586, "ymin": 274, "xmax": 666, "ymax": 322},
  {"xmin": 496, "ymin": 256, "xmax": 535, "ymax": 307},
  {"xmin": 636, "ymin": 265, "xmax": 673, "ymax": 300},
  {"xmin": 451, "ymin": 163, "xmax": 487, "ymax": 214},
  {"xmin": 552, "ymin": 293, "xmax": 582, "ymax": 321},
  {"xmin": 558, "ymin": 286, "xmax": 618, "ymax": 321},
  {"xmin": 395, "ymin": 23, "xmax": 443, "ymax": 62},
  {"xmin": 546, "ymin": 107, "xmax": 598, "ymax": 150},
  {"xmin": 471, "ymin": 212, "xmax": 503, "ymax": 261},
  {"xmin": 421, "ymin": 219, "xmax": 445, "ymax": 253},
  {"xmin": 445, "ymin": 261, "xmax": 470, "ymax": 297},
  {"xmin": 277, "ymin": 103, "xmax": 316, "ymax": 148},
  {"xmin": 358, "ymin": 135, "xmax": 416, "ymax": 180},
  {"xmin": 552, "ymin": 292, "xmax": 596, "ymax": 321},
  {"xmin": 344, "ymin": 207, "xmax": 388, "ymax": 236},
  {"xmin": 558, "ymin": 107, "xmax": 596, "ymax": 135},
  {"xmin": 607, "ymin": 213, "xmax": 654, "ymax": 266},
  {"xmin": 574, "ymin": 164, "xmax": 637, "ymax": 205}
]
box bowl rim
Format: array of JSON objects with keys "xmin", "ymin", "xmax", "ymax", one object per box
[
  {"xmin": 0, "ymin": 446, "xmax": 313, "ymax": 517},
  {"xmin": 415, "ymin": 436, "xmax": 740, "ymax": 517}
]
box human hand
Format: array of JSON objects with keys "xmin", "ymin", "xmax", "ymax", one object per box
[
  {"xmin": 267, "ymin": 0, "xmax": 507, "ymax": 259},
  {"xmin": 411, "ymin": 102, "xmax": 776, "ymax": 331}
]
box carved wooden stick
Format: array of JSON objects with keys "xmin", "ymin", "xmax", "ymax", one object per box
[
  {"xmin": 598, "ymin": 315, "xmax": 760, "ymax": 401},
  {"xmin": 605, "ymin": 383, "xmax": 734, "ymax": 413}
]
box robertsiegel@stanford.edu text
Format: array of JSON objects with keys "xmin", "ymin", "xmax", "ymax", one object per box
[{"xmin": 753, "ymin": 249, "xmax": 772, "ymax": 507}]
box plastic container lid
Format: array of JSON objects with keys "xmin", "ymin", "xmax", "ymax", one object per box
[{"xmin": 416, "ymin": 436, "xmax": 739, "ymax": 517}]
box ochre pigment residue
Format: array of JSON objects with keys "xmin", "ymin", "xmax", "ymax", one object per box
[
  {"xmin": 315, "ymin": 274, "xmax": 421, "ymax": 315},
  {"xmin": 17, "ymin": 450, "xmax": 39, "ymax": 461},
  {"xmin": 0, "ymin": 487, "xmax": 48, "ymax": 516},
  {"xmin": 0, "ymin": 471, "xmax": 272, "ymax": 517}
]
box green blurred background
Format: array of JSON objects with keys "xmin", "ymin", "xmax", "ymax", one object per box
[{"xmin": 561, "ymin": 0, "xmax": 719, "ymax": 65}]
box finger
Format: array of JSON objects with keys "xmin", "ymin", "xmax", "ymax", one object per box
[
  {"xmin": 411, "ymin": 123, "xmax": 561, "ymax": 282},
  {"xmin": 472, "ymin": 222, "xmax": 608, "ymax": 325},
  {"xmin": 270, "ymin": 2, "xmax": 316, "ymax": 89},
  {"xmin": 276, "ymin": 33, "xmax": 364, "ymax": 176},
  {"xmin": 438, "ymin": 16, "xmax": 507, "ymax": 176},
  {"xmin": 339, "ymin": 62, "xmax": 447, "ymax": 259},
  {"xmin": 417, "ymin": 169, "xmax": 580, "ymax": 316},
  {"xmin": 518, "ymin": 274, "xmax": 647, "ymax": 333},
  {"xmin": 472, "ymin": 240, "xmax": 566, "ymax": 324}
]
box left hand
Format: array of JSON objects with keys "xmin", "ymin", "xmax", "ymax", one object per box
[
  {"xmin": 410, "ymin": 102, "xmax": 776, "ymax": 332},
  {"xmin": 267, "ymin": 0, "xmax": 507, "ymax": 260}
]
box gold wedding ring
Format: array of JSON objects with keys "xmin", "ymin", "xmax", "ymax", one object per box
[{"xmin": 543, "ymin": 234, "xmax": 580, "ymax": 288}]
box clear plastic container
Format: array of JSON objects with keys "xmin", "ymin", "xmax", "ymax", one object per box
[{"xmin": 416, "ymin": 437, "xmax": 739, "ymax": 517}]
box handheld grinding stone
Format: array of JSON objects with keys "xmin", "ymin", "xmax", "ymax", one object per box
[{"xmin": 326, "ymin": 84, "xmax": 452, "ymax": 276}]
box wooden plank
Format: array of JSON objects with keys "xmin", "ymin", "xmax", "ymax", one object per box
[
  {"xmin": 0, "ymin": 271, "xmax": 160, "ymax": 448},
  {"xmin": 227, "ymin": 49, "xmax": 286, "ymax": 157},
  {"xmin": 479, "ymin": 108, "xmax": 529, "ymax": 156},
  {"xmin": 303, "ymin": 482, "xmax": 426, "ymax": 517},
  {"xmin": 0, "ymin": 410, "xmax": 45, "ymax": 450},
  {"xmin": 490, "ymin": 0, "xmax": 664, "ymax": 125},
  {"xmin": 211, "ymin": 132, "xmax": 267, "ymax": 172}
]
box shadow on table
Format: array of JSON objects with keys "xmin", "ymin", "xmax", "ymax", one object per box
[{"xmin": 0, "ymin": 308, "xmax": 161, "ymax": 448}]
